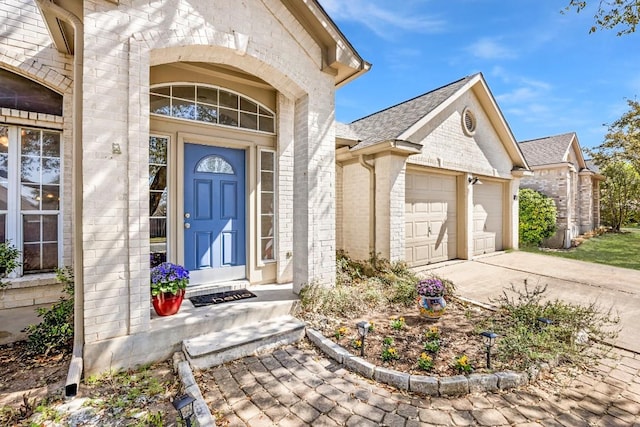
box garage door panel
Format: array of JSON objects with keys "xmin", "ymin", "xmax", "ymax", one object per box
[
  {"xmin": 405, "ymin": 172, "xmax": 458, "ymax": 267},
  {"xmin": 472, "ymin": 181, "xmax": 503, "ymax": 255}
]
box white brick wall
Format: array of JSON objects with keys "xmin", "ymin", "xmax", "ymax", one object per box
[
  {"xmin": 408, "ymin": 92, "xmax": 514, "ymax": 178},
  {"xmin": 0, "ymin": 0, "xmax": 74, "ymax": 306},
  {"xmin": 77, "ymin": 0, "xmax": 339, "ymax": 370}
]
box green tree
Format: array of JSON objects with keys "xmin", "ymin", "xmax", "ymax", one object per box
[
  {"xmin": 589, "ymin": 99, "xmax": 640, "ymax": 171},
  {"xmin": 564, "ymin": 0, "xmax": 640, "ymax": 35},
  {"xmin": 519, "ymin": 188, "xmax": 558, "ymax": 246},
  {"xmin": 599, "ymin": 161, "xmax": 640, "ymax": 230}
]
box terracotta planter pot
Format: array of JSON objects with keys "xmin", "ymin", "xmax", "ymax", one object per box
[
  {"xmin": 418, "ymin": 295, "xmax": 447, "ymax": 319},
  {"xmin": 152, "ymin": 289, "xmax": 185, "ymax": 316}
]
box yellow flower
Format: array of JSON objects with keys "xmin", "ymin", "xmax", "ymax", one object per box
[
  {"xmin": 429, "ymin": 326, "xmax": 439, "ymax": 334},
  {"xmin": 389, "ymin": 348, "xmax": 397, "ymax": 355},
  {"xmin": 420, "ymin": 352, "xmax": 432, "ymax": 361}
]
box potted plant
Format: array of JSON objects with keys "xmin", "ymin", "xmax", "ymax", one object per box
[
  {"xmin": 417, "ymin": 277, "xmax": 447, "ymax": 319},
  {"xmin": 150, "ymin": 262, "xmax": 189, "ymax": 316},
  {"xmin": 0, "ymin": 241, "xmax": 21, "ymax": 289}
]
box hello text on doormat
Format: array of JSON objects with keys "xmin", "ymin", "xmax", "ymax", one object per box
[{"xmin": 189, "ymin": 289, "xmax": 257, "ymax": 307}]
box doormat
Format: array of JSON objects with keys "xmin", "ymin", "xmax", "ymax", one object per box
[{"xmin": 189, "ymin": 289, "xmax": 257, "ymax": 307}]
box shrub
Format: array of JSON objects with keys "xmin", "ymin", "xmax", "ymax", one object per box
[
  {"xmin": 24, "ymin": 268, "xmax": 74, "ymax": 355},
  {"xmin": 298, "ymin": 251, "xmax": 419, "ymax": 318},
  {"xmin": 0, "ymin": 241, "xmax": 21, "ymax": 289},
  {"xmin": 519, "ymin": 188, "xmax": 557, "ymax": 246},
  {"xmin": 483, "ymin": 281, "xmax": 619, "ymax": 370}
]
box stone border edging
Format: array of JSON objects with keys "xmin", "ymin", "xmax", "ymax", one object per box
[
  {"xmin": 172, "ymin": 352, "xmax": 215, "ymax": 427},
  {"xmin": 306, "ymin": 328, "xmax": 556, "ymax": 396}
]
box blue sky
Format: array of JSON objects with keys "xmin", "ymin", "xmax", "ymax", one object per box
[{"xmin": 320, "ymin": 0, "xmax": 640, "ymax": 150}]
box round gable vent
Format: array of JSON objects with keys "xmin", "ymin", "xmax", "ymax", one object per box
[{"xmin": 462, "ymin": 108, "xmax": 476, "ymax": 136}]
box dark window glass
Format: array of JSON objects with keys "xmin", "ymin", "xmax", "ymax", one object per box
[{"xmin": 0, "ymin": 68, "xmax": 63, "ymax": 116}]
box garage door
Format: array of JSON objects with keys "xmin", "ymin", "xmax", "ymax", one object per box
[
  {"xmin": 405, "ymin": 172, "xmax": 457, "ymax": 267},
  {"xmin": 472, "ymin": 181, "xmax": 503, "ymax": 255}
]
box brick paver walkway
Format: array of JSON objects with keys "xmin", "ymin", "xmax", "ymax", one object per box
[{"xmin": 197, "ymin": 342, "xmax": 640, "ymax": 426}]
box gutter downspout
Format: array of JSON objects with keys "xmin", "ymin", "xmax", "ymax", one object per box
[
  {"xmin": 35, "ymin": 0, "xmax": 84, "ymax": 399},
  {"xmin": 359, "ymin": 155, "xmax": 375, "ymax": 254}
]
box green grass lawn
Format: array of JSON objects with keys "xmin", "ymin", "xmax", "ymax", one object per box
[{"xmin": 521, "ymin": 227, "xmax": 640, "ymax": 270}]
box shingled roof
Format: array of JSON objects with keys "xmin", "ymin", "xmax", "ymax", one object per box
[
  {"xmin": 347, "ymin": 74, "xmax": 478, "ymax": 149},
  {"xmin": 518, "ymin": 132, "xmax": 577, "ymax": 166}
]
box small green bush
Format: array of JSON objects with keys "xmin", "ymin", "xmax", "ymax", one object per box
[
  {"xmin": 24, "ymin": 268, "xmax": 74, "ymax": 355},
  {"xmin": 519, "ymin": 188, "xmax": 557, "ymax": 246},
  {"xmin": 0, "ymin": 241, "xmax": 21, "ymax": 289},
  {"xmin": 482, "ymin": 281, "xmax": 619, "ymax": 370}
]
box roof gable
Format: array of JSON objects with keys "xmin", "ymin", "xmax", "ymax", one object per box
[
  {"xmin": 519, "ymin": 132, "xmax": 587, "ymax": 169},
  {"xmin": 348, "ymin": 75, "xmax": 475, "ymax": 148},
  {"xmin": 345, "ymin": 73, "xmax": 528, "ymax": 169}
]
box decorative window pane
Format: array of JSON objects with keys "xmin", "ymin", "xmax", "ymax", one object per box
[
  {"xmin": 240, "ymin": 98, "xmax": 257, "ymax": 113},
  {"xmin": 239, "ymin": 112, "xmax": 257, "ymax": 129},
  {"xmin": 259, "ymin": 150, "xmax": 276, "ymax": 262},
  {"xmin": 219, "ymin": 108, "xmax": 238, "ymax": 126},
  {"xmin": 150, "ymin": 95, "xmax": 171, "ymax": 115},
  {"xmin": 149, "ymin": 136, "xmax": 168, "ymax": 267},
  {"xmin": 171, "ymin": 99, "xmax": 196, "ymax": 120},
  {"xmin": 150, "ymin": 84, "xmax": 275, "ymax": 133},
  {"xmin": 22, "ymin": 214, "xmax": 58, "ymax": 273},
  {"xmin": 259, "ymin": 117, "xmax": 274, "ymax": 133},
  {"xmin": 151, "ymin": 86, "xmax": 170, "ymax": 96},
  {"xmin": 196, "ymin": 104, "xmax": 218, "ymax": 123},
  {"xmin": 0, "ymin": 214, "xmax": 5, "ymax": 242},
  {"xmin": 20, "ymin": 129, "xmax": 60, "ymax": 212},
  {"xmin": 197, "ymin": 87, "xmax": 218, "ymax": 104},
  {"xmin": 172, "ymin": 85, "xmax": 195, "ymax": 101},
  {"xmin": 196, "ymin": 155, "xmax": 234, "ymax": 174},
  {"xmin": 219, "ymin": 91, "xmax": 238, "ymax": 109},
  {"xmin": 42, "ymin": 132, "xmax": 60, "ymax": 157}
]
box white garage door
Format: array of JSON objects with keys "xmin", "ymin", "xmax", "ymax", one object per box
[
  {"xmin": 472, "ymin": 181, "xmax": 503, "ymax": 256},
  {"xmin": 405, "ymin": 172, "xmax": 457, "ymax": 267}
]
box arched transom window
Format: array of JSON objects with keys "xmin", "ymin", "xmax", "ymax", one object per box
[{"xmin": 150, "ymin": 84, "xmax": 275, "ymax": 133}]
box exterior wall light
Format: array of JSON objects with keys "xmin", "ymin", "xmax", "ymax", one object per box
[
  {"xmin": 480, "ymin": 331, "xmax": 498, "ymax": 369},
  {"xmin": 468, "ymin": 176, "xmax": 482, "ymax": 185},
  {"xmin": 356, "ymin": 321, "xmax": 371, "ymax": 357},
  {"xmin": 173, "ymin": 393, "xmax": 196, "ymax": 426}
]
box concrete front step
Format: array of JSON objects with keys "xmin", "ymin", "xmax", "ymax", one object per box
[{"xmin": 183, "ymin": 315, "xmax": 305, "ymax": 370}]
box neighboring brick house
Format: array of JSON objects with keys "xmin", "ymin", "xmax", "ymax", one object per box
[
  {"xmin": 336, "ymin": 73, "xmax": 531, "ymax": 267},
  {"xmin": 1, "ymin": 0, "xmax": 368, "ymax": 375},
  {"xmin": 518, "ymin": 132, "xmax": 603, "ymax": 248}
]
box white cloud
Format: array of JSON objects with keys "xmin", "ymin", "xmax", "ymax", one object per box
[
  {"xmin": 319, "ymin": 0, "xmax": 446, "ymax": 39},
  {"xmin": 467, "ymin": 38, "xmax": 516, "ymax": 60}
]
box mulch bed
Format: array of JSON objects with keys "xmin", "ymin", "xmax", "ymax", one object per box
[{"xmin": 303, "ymin": 298, "xmax": 506, "ymax": 376}]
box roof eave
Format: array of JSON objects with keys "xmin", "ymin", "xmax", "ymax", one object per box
[
  {"xmin": 282, "ymin": 0, "xmax": 371, "ymax": 87},
  {"xmin": 349, "ymin": 139, "xmax": 422, "ymax": 156}
]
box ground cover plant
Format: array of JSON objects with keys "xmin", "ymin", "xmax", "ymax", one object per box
[
  {"xmin": 297, "ymin": 251, "xmax": 619, "ymax": 378},
  {"xmin": 522, "ymin": 227, "xmax": 640, "ymax": 270},
  {"xmin": 0, "ymin": 267, "xmax": 182, "ymax": 426}
]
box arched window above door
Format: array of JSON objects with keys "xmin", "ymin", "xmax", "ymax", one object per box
[
  {"xmin": 150, "ymin": 84, "xmax": 275, "ymax": 133},
  {"xmin": 196, "ymin": 155, "xmax": 234, "ymax": 174}
]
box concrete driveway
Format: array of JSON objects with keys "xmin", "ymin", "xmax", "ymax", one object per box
[{"xmin": 420, "ymin": 251, "xmax": 640, "ymax": 353}]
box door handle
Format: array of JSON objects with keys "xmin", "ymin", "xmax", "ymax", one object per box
[
  {"xmin": 184, "ymin": 213, "xmax": 191, "ymax": 219},
  {"xmin": 184, "ymin": 222, "xmax": 191, "ymax": 229}
]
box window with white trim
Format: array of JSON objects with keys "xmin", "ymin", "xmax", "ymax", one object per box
[
  {"xmin": 149, "ymin": 136, "xmax": 168, "ymax": 267},
  {"xmin": 150, "ymin": 84, "xmax": 275, "ymax": 133},
  {"xmin": 259, "ymin": 149, "xmax": 276, "ymax": 262},
  {"xmin": 0, "ymin": 125, "xmax": 61, "ymax": 274}
]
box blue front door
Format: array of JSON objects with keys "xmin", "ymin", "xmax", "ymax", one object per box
[{"xmin": 184, "ymin": 144, "xmax": 246, "ymax": 283}]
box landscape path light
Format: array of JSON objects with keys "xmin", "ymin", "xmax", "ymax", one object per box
[
  {"xmin": 480, "ymin": 331, "xmax": 498, "ymax": 369},
  {"xmin": 356, "ymin": 320, "xmax": 371, "ymax": 357},
  {"xmin": 537, "ymin": 317, "xmax": 553, "ymax": 329},
  {"xmin": 173, "ymin": 393, "xmax": 196, "ymax": 427}
]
